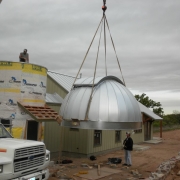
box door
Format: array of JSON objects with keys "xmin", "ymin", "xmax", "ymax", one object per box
[
  {"xmin": 144, "ymin": 121, "xmax": 152, "ymax": 141},
  {"xmin": 27, "ymin": 120, "xmax": 39, "ymax": 141}
]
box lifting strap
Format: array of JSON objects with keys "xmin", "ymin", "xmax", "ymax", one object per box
[
  {"xmin": 105, "ymin": 15, "xmax": 126, "ymax": 86},
  {"xmin": 85, "ymin": 14, "xmax": 104, "ymax": 120},
  {"xmin": 104, "ymin": 12, "xmax": 107, "ymax": 76},
  {"xmin": 71, "ymin": 16, "xmax": 104, "ymax": 90}
]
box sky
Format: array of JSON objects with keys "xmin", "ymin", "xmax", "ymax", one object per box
[{"xmin": 0, "ymin": 0, "xmax": 179, "ymax": 115}]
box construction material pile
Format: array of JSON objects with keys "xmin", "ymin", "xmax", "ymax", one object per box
[{"xmin": 147, "ymin": 153, "xmax": 180, "ymax": 180}]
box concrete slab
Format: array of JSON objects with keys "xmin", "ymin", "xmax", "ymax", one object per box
[
  {"xmin": 144, "ymin": 138, "xmax": 162, "ymax": 144},
  {"xmin": 153, "ymin": 137, "xmax": 163, "ymax": 140},
  {"xmin": 74, "ymin": 167, "xmax": 121, "ymax": 180},
  {"xmin": 133, "ymin": 145, "xmax": 150, "ymax": 151}
]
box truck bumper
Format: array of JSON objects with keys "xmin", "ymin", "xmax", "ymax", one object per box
[{"xmin": 12, "ymin": 169, "xmax": 49, "ymax": 180}]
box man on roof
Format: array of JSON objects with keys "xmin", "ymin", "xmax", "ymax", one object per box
[{"xmin": 19, "ymin": 49, "xmax": 29, "ymax": 63}]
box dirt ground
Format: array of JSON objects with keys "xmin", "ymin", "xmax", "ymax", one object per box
[{"xmin": 48, "ymin": 129, "xmax": 180, "ymax": 180}]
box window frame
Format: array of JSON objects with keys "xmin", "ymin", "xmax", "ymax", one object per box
[
  {"xmin": 134, "ymin": 129, "xmax": 142, "ymax": 133},
  {"xmin": 94, "ymin": 130, "xmax": 102, "ymax": 147},
  {"xmin": 70, "ymin": 128, "xmax": 79, "ymax": 132},
  {"xmin": 115, "ymin": 130, "xmax": 121, "ymax": 143}
]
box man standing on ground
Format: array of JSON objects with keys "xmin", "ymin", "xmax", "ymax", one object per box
[
  {"xmin": 19, "ymin": 49, "xmax": 29, "ymax": 63},
  {"xmin": 123, "ymin": 132, "xmax": 133, "ymax": 166}
]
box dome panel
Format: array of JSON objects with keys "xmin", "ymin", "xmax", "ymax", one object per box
[
  {"xmin": 109, "ymin": 81, "xmax": 128, "ymax": 122},
  {"xmin": 105, "ymin": 81, "xmax": 119, "ymax": 122}
]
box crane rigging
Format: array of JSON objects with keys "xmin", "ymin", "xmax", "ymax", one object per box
[
  {"xmin": 70, "ymin": 0, "xmax": 126, "ymax": 120},
  {"xmin": 72, "ymin": 0, "xmax": 126, "ymax": 90}
]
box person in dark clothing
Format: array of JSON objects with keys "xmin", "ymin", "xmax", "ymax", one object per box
[
  {"xmin": 19, "ymin": 49, "xmax": 29, "ymax": 63},
  {"xmin": 123, "ymin": 132, "xmax": 133, "ymax": 166}
]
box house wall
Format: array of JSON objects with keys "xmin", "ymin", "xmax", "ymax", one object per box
[
  {"xmin": 61, "ymin": 127, "xmax": 88, "ymax": 157},
  {"xmin": 86, "ymin": 130, "xmax": 122, "ymax": 156},
  {"xmin": 44, "ymin": 104, "xmax": 61, "ymax": 159},
  {"xmin": 47, "ymin": 75, "xmax": 67, "ymax": 98},
  {"xmin": 121, "ymin": 130, "xmax": 144, "ymax": 144},
  {"xmin": 61, "ymin": 127, "xmax": 145, "ymax": 157}
]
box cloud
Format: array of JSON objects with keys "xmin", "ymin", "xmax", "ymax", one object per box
[{"xmin": 0, "ymin": 0, "xmax": 180, "ymax": 114}]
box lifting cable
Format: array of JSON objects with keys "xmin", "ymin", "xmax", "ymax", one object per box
[
  {"xmin": 85, "ymin": 12, "xmax": 104, "ymax": 120},
  {"xmin": 64, "ymin": 16, "xmax": 104, "ymax": 118},
  {"xmin": 104, "ymin": 15, "xmax": 126, "ymax": 86},
  {"xmin": 103, "ymin": 2, "xmax": 107, "ymax": 76},
  {"xmin": 71, "ymin": 16, "xmax": 104, "ymax": 89}
]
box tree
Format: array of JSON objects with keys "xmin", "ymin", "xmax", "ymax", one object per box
[
  {"xmin": 135, "ymin": 93, "xmax": 164, "ymax": 117},
  {"xmin": 173, "ymin": 110, "xmax": 180, "ymax": 115}
]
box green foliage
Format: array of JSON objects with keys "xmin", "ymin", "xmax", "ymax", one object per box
[
  {"xmin": 163, "ymin": 114, "xmax": 180, "ymax": 126},
  {"xmin": 153, "ymin": 113, "xmax": 180, "ymax": 128},
  {"xmin": 135, "ymin": 94, "xmax": 180, "ymax": 129},
  {"xmin": 134, "ymin": 93, "xmax": 164, "ymax": 116}
]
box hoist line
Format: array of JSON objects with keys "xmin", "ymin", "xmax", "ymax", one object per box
[
  {"xmin": 63, "ymin": 16, "xmax": 104, "ymax": 118},
  {"xmin": 71, "ymin": 16, "xmax": 104, "ymax": 90},
  {"xmin": 104, "ymin": 12, "xmax": 107, "ymax": 76},
  {"xmin": 104, "ymin": 15, "xmax": 126, "ymax": 86},
  {"xmin": 85, "ymin": 13, "xmax": 104, "ymax": 120}
]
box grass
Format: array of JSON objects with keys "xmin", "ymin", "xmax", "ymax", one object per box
[{"xmin": 153, "ymin": 124, "xmax": 180, "ymax": 132}]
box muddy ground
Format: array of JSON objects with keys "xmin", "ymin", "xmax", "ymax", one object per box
[{"xmin": 48, "ymin": 129, "xmax": 180, "ymax": 180}]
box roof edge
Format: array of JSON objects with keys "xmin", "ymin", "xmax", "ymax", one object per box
[{"xmin": 74, "ymin": 75, "xmax": 124, "ymax": 88}]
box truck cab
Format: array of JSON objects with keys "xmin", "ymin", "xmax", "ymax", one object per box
[{"xmin": 0, "ymin": 123, "xmax": 50, "ymax": 180}]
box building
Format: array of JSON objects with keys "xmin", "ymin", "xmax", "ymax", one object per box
[
  {"xmin": 45, "ymin": 71, "xmax": 162, "ymax": 158},
  {"xmin": 0, "ymin": 62, "xmax": 162, "ymax": 159},
  {"xmin": 0, "ymin": 61, "xmax": 60, "ymax": 146}
]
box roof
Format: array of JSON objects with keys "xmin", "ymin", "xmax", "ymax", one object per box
[
  {"xmin": 74, "ymin": 76, "xmax": 124, "ymax": 87},
  {"xmin": 46, "ymin": 93, "xmax": 64, "ymax": 104},
  {"xmin": 138, "ymin": 102, "xmax": 163, "ymax": 120},
  {"xmin": 18, "ymin": 102, "xmax": 59, "ymax": 122},
  {"xmin": 47, "ymin": 71, "xmax": 77, "ymax": 92},
  {"xmin": 60, "ymin": 76, "xmax": 142, "ymax": 130}
]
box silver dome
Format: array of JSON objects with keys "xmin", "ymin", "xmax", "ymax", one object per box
[{"xmin": 60, "ymin": 76, "xmax": 142, "ymax": 130}]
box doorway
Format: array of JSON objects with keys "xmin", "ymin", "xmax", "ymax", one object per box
[
  {"xmin": 144, "ymin": 121, "xmax": 152, "ymax": 141},
  {"xmin": 27, "ymin": 120, "xmax": 39, "ymax": 141}
]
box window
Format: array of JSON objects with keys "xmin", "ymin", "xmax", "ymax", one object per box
[
  {"xmin": 134, "ymin": 129, "xmax": 142, "ymax": 133},
  {"xmin": 115, "ymin": 131, "xmax": 121, "ymax": 142},
  {"xmin": 70, "ymin": 128, "xmax": 79, "ymax": 132},
  {"xmin": 0, "ymin": 124, "xmax": 12, "ymax": 138},
  {"xmin": 94, "ymin": 130, "xmax": 102, "ymax": 146}
]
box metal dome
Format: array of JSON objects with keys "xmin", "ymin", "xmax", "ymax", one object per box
[{"xmin": 60, "ymin": 76, "xmax": 142, "ymax": 130}]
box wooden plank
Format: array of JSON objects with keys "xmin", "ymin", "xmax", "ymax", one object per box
[
  {"xmin": 74, "ymin": 167, "xmax": 121, "ymax": 180},
  {"xmin": 23, "ymin": 120, "xmax": 28, "ymax": 139},
  {"xmin": 98, "ymin": 164, "xmax": 101, "ymax": 176},
  {"xmin": 38, "ymin": 122, "xmax": 42, "ymax": 141}
]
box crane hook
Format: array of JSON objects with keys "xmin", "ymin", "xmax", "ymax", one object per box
[{"xmin": 102, "ymin": 0, "xmax": 107, "ymax": 12}]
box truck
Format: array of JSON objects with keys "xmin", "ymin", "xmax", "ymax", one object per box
[{"xmin": 0, "ymin": 123, "xmax": 50, "ymax": 180}]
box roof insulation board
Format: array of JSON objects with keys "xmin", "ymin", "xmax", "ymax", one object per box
[{"xmin": 18, "ymin": 102, "xmax": 59, "ymax": 122}]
